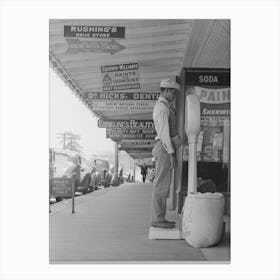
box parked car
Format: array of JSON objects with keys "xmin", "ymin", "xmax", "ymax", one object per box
[
  {"xmin": 49, "ymin": 148, "xmax": 92, "ymax": 201},
  {"xmin": 92, "ymin": 158, "xmax": 112, "ymax": 188}
]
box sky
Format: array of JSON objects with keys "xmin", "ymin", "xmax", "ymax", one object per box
[{"xmin": 49, "ymin": 68, "xmax": 115, "ymax": 156}]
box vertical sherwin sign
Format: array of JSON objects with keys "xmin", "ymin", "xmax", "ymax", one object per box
[
  {"xmin": 185, "ymin": 68, "xmax": 230, "ymax": 162},
  {"xmin": 64, "ymin": 26, "xmax": 125, "ymax": 39},
  {"xmin": 101, "ymin": 63, "xmax": 140, "ymax": 91}
]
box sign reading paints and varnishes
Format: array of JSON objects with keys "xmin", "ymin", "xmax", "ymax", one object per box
[
  {"xmin": 98, "ymin": 119, "xmax": 154, "ymax": 129},
  {"xmin": 64, "ymin": 26, "xmax": 125, "ymax": 39},
  {"xmin": 106, "ymin": 128, "xmax": 156, "ymax": 140},
  {"xmin": 101, "ymin": 63, "xmax": 140, "ymax": 91},
  {"xmin": 84, "ymin": 92, "xmax": 159, "ymax": 111}
]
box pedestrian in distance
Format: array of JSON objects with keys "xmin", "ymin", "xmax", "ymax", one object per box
[
  {"xmin": 150, "ymin": 78, "xmax": 186, "ymax": 229},
  {"xmin": 141, "ymin": 163, "xmax": 148, "ymax": 183}
]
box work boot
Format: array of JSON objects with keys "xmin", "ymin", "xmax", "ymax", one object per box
[
  {"xmin": 163, "ymin": 219, "xmax": 176, "ymax": 225},
  {"xmin": 151, "ymin": 221, "xmax": 175, "ymax": 229}
]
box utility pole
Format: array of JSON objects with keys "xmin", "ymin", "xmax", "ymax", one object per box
[{"xmin": 63, "ymin": 133, "xmax": 66, "ymax": 149}]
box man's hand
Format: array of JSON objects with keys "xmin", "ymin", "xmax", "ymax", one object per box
[
  {"xmin": 170, "ymin": 153, "xmax": 177, "ymax": 169},
  {"xmin": 171, "ymin": 135, "xmax": 188, "ymax": 150}
]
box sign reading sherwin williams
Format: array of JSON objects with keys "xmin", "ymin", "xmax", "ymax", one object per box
[
  {"xmin": 98, "ymin": 119, "xmax": 154, "ymax": 129},
  {"xmin": 101, "ymin": 63, "xmax": 140, "ymax": 91},
  {"xmin": 66, "ymin": 39, "xmax": 125, "ymax": 55},
  {"xmin": 106, "ymin": 128, "xmax": 156, "ymax": 140},
  {"xmin": 64, "ymin": 26, "xmax": 125, "ymax": 39},
  {"xmin": 84, "ymin": 92, "xmax": 159, "ymax": 111}
]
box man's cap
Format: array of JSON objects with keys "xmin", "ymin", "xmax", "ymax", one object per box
[{"xmin": 160, "ymin": 78, "xmax": 180, "ymax": 91}]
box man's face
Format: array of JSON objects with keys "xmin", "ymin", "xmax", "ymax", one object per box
[{"xmin": 166, "ymin": 88, "xmax": 177, "ymax": 102}]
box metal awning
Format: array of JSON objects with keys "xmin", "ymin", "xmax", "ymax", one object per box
[{"xmin": 49, "ymin": 19, "xmax": 230, "ymax": 158}]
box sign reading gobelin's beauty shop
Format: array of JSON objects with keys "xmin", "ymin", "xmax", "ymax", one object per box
[
  {"xmin": 101, "ymin": 63, "xmax": 140, "ymax": 91},
  {"xmin": 84, "ymin": 92, "xmax": 159, "ymax": 111},
  {"xmin": 98, "ymin": 119, "xmax": 154, "ymax": 129}
]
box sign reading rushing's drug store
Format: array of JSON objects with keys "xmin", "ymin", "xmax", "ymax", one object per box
[
  {"xmin": 84, "ymin": 92, "xmax": 159, "ymax": 111},
  {"xmin": 64, "ymin": 25, "xmax": 125, "ymax": 39},
  {"xmin": 101, "ymin": 63, "xmax": 140, "ymax": 91}
]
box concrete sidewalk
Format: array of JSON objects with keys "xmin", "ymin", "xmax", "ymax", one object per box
[{"xmin": 49, "ymin": 183, "xmax": 230, "ymax": 263}]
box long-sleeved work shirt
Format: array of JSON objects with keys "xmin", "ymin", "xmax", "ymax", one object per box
[{"xmin": 153, "ymin": 97, "xmax": 175, "ymax": 154}]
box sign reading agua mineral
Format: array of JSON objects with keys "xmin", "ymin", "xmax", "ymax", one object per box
[
  {"xmin": 98, "ymin": 119, "xmax": 154, "ymax": 129},
  {"xmin": 101, "ymin": 63, "xmax": 140, "ymax": 91},
  {"xmin": 66, "ymin": 39, "xmax": 125, "ymax": 55},
  {"xmin": 64, "ymin": 25, "xmax": 125, "ymax": 39},
  {"xmin": 84, "ymin": 92, "xmax": 159, "ymax": 111},
  {"xmin": 106, "ymin": 128, "xmax": 156, "ymax": 140}
]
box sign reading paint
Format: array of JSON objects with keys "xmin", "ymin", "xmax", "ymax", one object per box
[
  {"xmin": 106, "ymin": 128, "xmax": 156, "ymax": 139},
  {"xmin": 194, "ymin": 86, "xmax": 230, "ymax": 126},
  {"xmin": 64, "ymin": 25, "xmax": 125, "ymax": 39},
  {"xmin": 66, "ymin": 39, "xmax": 125, "ymax": 55},
  {"xmin": 84, "ymin": 92, "xmax": 159, "ymax": 111},
  {"xmin": 101, "ymin": 63, "xmax": 140, "ymax": 91},
  {"xmin": 98, "ymin": 119, "xmax": 154, "ymax": 129}
]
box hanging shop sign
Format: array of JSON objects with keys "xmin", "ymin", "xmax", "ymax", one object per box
[
  {"xmin": 135, "ymin": 158, "xmax": 154, "ymax": 166},
  {"xmin": 106, "ymin": 128, "xmax": 156, "ymax": 140},
  {"xmin": 84, "ymin": 92, "xmax": 159, "ymax": 111},
  {"xmin": 185, "ymin": 68, "xmax": 230, "ymax": 87},
  {"xmin": 194, "ymin": 86, "xmax": 230, "ymax": 126},
  {"xmin": 64, "ymin": 25, "xmax": 125, "ymax": 39},
  {"xmin": 119, "ymin": 139, "xmax": 155, "ymax": 145},
  {"xmin": 101, "ymin": 63, "xmax": 140, "ymax": 91},
  {"xmin": 66, "ymin": 39, "xmax": 125, "ymax": 55},
  {"xmin": 98, "ymin": 119, "xmax": 154, "ymax": 129}
]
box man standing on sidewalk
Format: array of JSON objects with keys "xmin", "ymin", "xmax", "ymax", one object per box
[
  {"xmin": 141, "ymin": 163, "xmax": 148, "ymax": 183},
  {"xmin": 151, "ymin": 78, "xmax": 185, "ymax": 229}
]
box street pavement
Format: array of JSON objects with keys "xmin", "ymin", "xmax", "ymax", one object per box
[{"xmin": 49, "ymin": 182, "xmax": 229, "ymax": 263}]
